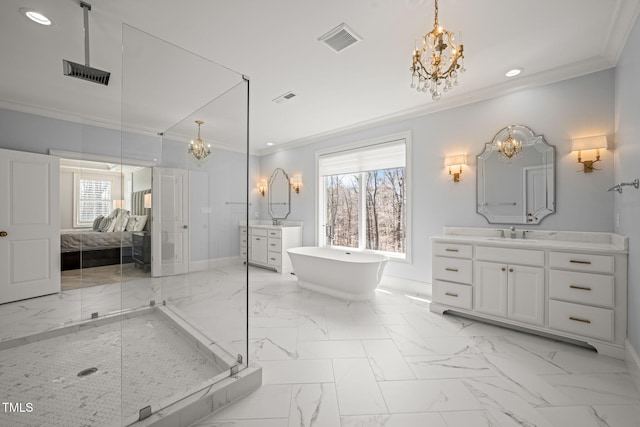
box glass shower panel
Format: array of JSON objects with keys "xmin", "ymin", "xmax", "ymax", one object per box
[{"xmin": 121, "ymin": 24, "xmax": 249, "ymax": 424}]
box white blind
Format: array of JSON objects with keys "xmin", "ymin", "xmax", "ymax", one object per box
[
  {"xmin": 318, "ymin": 139, "xmax": 406, "ymax": 176},
  {"xmin": 78, "ymin": 178, "xmax": 112, "ymax": 223}
]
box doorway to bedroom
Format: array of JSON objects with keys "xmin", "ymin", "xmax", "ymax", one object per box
[{"xmin": 59, "ymin": 157, "xmax": 152, "ymax": 291}]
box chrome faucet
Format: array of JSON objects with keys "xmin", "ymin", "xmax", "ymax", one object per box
[
  {"xmin": 510, "ymin": 226, "xmax": 516, "ymax": 239},
  {"xmin": 272, "ymin": 218, "xmax": 281, "ymax": 226}
]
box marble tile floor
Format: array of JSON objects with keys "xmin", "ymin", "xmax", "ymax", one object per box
[
  {"xmin": 2, "ymin": 261, "xmax": 640, "ymax": 426},
  {"xmin": 61, "ymin": 263, "xmax": 150, "ymax": 291},
  {"xmin": 0, "ymin": 309, "xmax": 225, "ymax": 427},
  {"xmin": 192, "ymin": 267, "xmax": 640, "ymax": 427}
]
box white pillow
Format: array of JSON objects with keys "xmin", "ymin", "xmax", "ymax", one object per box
[
  {"xmin": 126, "ymin": 215, "xmax": 148, "ymax": 232},
  {"xmin": 112, "ymin": 211, "xmax": 131, "ymax": 232}
]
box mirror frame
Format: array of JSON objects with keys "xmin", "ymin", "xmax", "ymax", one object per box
[
  {"xmin": 268, "ymin": 168, "xmax": 291, "ymax": 219},
  {"xmin": 477, "ymin": 125, "xmax": 556, "ymax": 224}
]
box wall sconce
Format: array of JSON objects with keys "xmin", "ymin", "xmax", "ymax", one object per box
[
  {"xmin": 143, "ymin": 193, "xmax": 152, "ymax": 209},
  {"xmin": 571, "ymin": 135, "xmax": 608, "ymax": 173},
  {"xmin": 257, "ymin": 180, "xmax": 267, "ymax": 197},
  {"xmin": 291, "ymin": 175, "xmax": 303, "ymax": 194},
  {"xmin": 113, "ymin": 199, "xmax": 125, "ymax": 209},
  {"xmin": 444, "ymin": 154, "xmax": 467, "ymax": 182}
]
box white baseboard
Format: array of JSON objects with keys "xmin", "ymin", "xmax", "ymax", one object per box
[
  {"xmin": 378, "ymin": 276, "xmax": 432, "ymax": 299},
  {"xmin": 626, "ymin": 339, "xmax": 640, "ymax": 392}
]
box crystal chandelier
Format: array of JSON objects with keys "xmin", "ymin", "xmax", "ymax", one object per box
[
  {"xmin": 189, "ymin": 120, "xmax": 211, "ymax": 161},
  {"xmin": 411, "ymin": 0, "xmax": 465, "ymax": 100},
  {"xmin": 496, "ymin": 126, "xmax": 522, "ymax": 159}
]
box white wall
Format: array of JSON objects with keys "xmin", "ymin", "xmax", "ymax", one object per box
[
  {"xmin": 614, "ymin": 16, "xmax": 640, "ymax": 351},
  {"xmin": 259, "ymin": 70, "xmax": 616, "ymax": 283},
  {"xmin": 133, "ymin": 168, "xmax": 152, "ymax": 192}
]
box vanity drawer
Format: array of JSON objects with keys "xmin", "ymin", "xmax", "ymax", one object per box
[
  {"xmin": 433, "ymin": 280, "xmax": 472, "ymax": 309},
  {"xmin": 240, "ymin": 247, "xmax": 248, "ymax": 258},
  {"xmin": 267, "ymin": 229, "xmax": 282, "ymax": 238},
  {"xmin": 251, "ymin": 227, "xmax": 268, "ymax": 237},
  {"xmin": 549, "ymin": 270, "xmax": 614, "ymax": 308},
  {"xmin": 433, "ymin": 256, "xmax": 472, "ymax": 285},
  {"xmin": 433, "ymin": 242, "xmax": 472, "ymax": 259},
  {"xmin": 476, "ymin": 246, "xmax": 544, "ymax": 266},
  {"xmin": 268, "ymin": 237, "xmax": 282, "ymax": 252},
  {"xmin": 240, "ymin": 226, "xmax": 247, "ymax": 235},
  {"xmin": 548, "ymin": 300, "xmax": 613, "ymax": 341},
  {"xmin": 267, "ymin": 251, "xmax": 282, "ymax": 267},
  {"xmin": 549, "ymin": 252, "xmax": 614, "ymax": 274}
]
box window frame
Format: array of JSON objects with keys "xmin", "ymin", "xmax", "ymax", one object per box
[
  {"xmin": 315, "ymin": 131, "xmax": 412, "ymax": 263},
  {"xmin": 72, "ymin": 172, "xmax": 116, "ymax": 228}
]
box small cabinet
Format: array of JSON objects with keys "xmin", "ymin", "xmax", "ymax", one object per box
[
  {"xmin": 132, "ymin": 232, "xmax": 151, "ymax": 272},
  {"xmin": 251, "ymin": 235, "xmax": 268, "ymax": 264},
  {"xmin": 475, "ymin": 261, "xmax": 544, "ymax": 326},
  {"xmin": 240, "ymin": 224, "xmax": 302, "ymax": 273}
]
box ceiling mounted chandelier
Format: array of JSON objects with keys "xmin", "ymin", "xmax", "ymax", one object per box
[
  {"xmin": 496, "ymin": 126, "xmax": 522, "ymax": 159},
  {"xmin": 410, "ymin": 0, "xmax": 465, "ymax": 100},
  {"xmin": 189, "ymin": 120, "xmax": 211, "ymax": 162}
]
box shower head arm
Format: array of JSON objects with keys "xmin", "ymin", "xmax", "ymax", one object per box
[{"xmin": 80, "ymin": 2, "xmax": 92, "ymax": 67}]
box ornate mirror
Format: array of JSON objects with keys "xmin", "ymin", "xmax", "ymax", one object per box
[
  {"xmin": 268, "ymin": 168, "xmax": 291, "ymax": 219},
  {"xmin": 477, "ymin": 125, "xmax": 555, "ymax": 224}
]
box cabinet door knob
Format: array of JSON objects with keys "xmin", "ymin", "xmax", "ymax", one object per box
[
  {"xmin": 509, "ymin": 268, "xmax": 514, "ymax": 272},
  {"xmin": 0, "ymin": 231, "xmax": 7, "ymax": 237},
  {"xmin": 501, "ymin": 267, "xmax": 506, "ymax": 272}
]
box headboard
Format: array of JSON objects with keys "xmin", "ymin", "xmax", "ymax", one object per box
[{"xmin": 131, "ymin": 189, "xmax": 151, "ymax": 231}]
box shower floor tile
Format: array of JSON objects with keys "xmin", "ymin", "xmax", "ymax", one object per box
[{"xmin": 0, "ymin": 309, "xmax": 225, "ymax": 427}]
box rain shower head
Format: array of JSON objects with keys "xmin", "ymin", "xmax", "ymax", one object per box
[{"xmin": 63, "ymin": 1, "xmax": 110, "ymax": 86}]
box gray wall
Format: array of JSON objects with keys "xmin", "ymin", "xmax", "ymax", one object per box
[
  {"xmin": 614, "ymin": 16, "xmax": 640, "ymax": 352},
  {"xmin": 259, "ymin": 69, "xmax": 616, "ymax": 283},
  {"xmin": 0, "ymin": 108, "xmax": 255, "ymax": 262}
]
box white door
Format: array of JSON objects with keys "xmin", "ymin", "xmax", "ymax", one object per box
[
  {"xmin": 525, "ymin": 166, "xmax": 546, "ymax": 223},
  {"xmin": 151, "ymin": 167, "xmax": 189, "ymax": 277},
  {"xmin": 507, "ymin": 265, "xmax": 545, "ymax": 325},
  {"xmin": 0, "ymin": 148, "xmax": 60, "ymax": 304}
]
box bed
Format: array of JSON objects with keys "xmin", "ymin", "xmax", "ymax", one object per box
[{"xmin": 61, "ymin": 189, "xmax": 150, "ymax": 271}]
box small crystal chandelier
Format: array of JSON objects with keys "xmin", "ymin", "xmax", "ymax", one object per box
[
  {"xmin": 189, "ymin": 120, "xmax": 211, "ymax": 162},
  {"xmin": 410, "ymin": 0, "xmax": 465, "ymax": 100},
  {"xmin": 496, "ymin": 126, "xmax": 522, "ymax": 159}
]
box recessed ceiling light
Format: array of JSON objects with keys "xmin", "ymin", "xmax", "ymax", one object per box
[
  {"xmin": 505, "ymin": 68, "xmax": 523, "ymax": 77},
  {"xmin": 20, "ymin": 8, "xmax": 52, "ymax": 26},
  {"xmin": 266, "ymin": 142, "xmax": 274, "ymax": 146}
]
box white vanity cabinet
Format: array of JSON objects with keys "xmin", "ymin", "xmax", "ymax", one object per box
[
  {"xmin": 431, "ymin": 228, "xmax": 628, "ymax": 359},
  {"xmin": 474, "ymin": 246, "xmax": 545, "ymax": 326},
  {"xmin": 475, "ymin": 261, "xmax": 544, "ymax": 325},
  {"xmin": 240, "ymin": 223, "xmax": 302, "ymax": 274}
]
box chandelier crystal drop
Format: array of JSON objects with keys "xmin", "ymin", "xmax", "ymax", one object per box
[
  {"xmin": 189, "ymin": 120, "xmax": 211, "ymax": 162},
  {"xmin": 410, "ymin": 0, "xmax": 465, "ymax": 101}
]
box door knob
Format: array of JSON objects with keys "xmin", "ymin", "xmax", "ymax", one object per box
[
  {"xmin": 0, "ymin": 231, "xmax": 7, "ymax": 237},
  {"xmin": 183, "ymin": 225, "xmax": 188, "ymax": 229}
]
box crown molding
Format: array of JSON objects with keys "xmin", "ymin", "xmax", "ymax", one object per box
[
  {"xmin": 258, "ymin": 56, "xmax": 614, "ymax": 157},
  {"xmin": 602, "ymin": 0, "xmax": 640, "ymax": 64}
]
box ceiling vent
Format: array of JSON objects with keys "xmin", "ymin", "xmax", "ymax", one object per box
[
  {"xmin": 318, "ymin": 23, "xmax": 361, "ymax": 52},
  {"xmin": 272, "ymin": 91, "xmax": 297, "ymax": 104}
]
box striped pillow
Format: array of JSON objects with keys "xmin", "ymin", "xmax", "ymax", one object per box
[
  {"xmin": 98, "ymin": 216, "xmax": 114, "ymax": 232},
  {"xmin": 92, "ymin": 215, "xmax": 104, "ymax": 231}
]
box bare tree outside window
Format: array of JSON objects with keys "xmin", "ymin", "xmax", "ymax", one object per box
[
  {"xmin": 325, "ymin": 174, "xmax": 359, "ymax": 248},
  {"xmin": 325, "ymin": 167, "xmax": 406, "ymax": 254}
]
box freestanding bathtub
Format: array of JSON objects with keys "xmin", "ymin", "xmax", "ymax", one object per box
[{"xmin": 287, "ymin": 247, "xmax": 389, "ymax": 300}]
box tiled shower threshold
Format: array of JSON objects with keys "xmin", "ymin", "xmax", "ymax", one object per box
[{"xmin": 0, "ymin": 305, "xmax": 261, "ymax": 427}]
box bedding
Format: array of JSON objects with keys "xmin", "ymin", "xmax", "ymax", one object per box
[{"xmin": 60, "ymin": 229, "xmax": 134, "ymax": 253}]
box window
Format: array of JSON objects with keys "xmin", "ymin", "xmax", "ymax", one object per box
[
  {"xmin": 317, "ymin": 134, "xmax": 410, "ymax": 259},
  {"xmin": 73, "ymin": 173, "xmax": 113, "ymax": 227}
]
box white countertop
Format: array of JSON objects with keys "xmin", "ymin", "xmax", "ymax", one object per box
[
  {"xmin": 239, "ymin": 220, "xmax": 303, "ymax": 229},
  {"xmin": 432, "ymin": 227, "xmax": 628, "ymax": 254}
]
